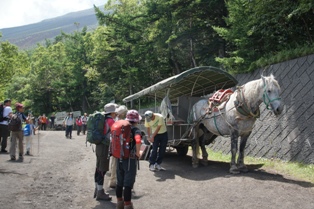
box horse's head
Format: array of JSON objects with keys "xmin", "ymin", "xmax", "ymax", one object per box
[{"xmin": 261, "ymin": 74, "xmax": 283, "ymax": 115}]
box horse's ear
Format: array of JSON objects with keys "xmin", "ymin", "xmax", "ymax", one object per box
[{"xmin": 261, "ymin": 74, "xmax": 266, "ymax": 85}]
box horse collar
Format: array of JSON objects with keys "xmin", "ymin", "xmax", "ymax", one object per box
[{"xmin": 234, "ymin": 86, "xmax": 260, "ymax": 118}]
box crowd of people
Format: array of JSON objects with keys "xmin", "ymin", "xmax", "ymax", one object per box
[{"xmin": 0, "ymin": 99, "xmax": 169, "ymax": 209}]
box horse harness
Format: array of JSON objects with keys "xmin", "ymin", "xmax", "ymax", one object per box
[{"xmin": 234, "ymin": 86, "xmax": 261, "ymax": 118}]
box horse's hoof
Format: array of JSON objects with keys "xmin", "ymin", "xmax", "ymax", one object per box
[
  {"xmin": 192, "ymin": 163, "xmax": 199, "ymax": 168},
  {"xmin": 229, "ymin": 169, "xmax": 240, "ymax": 174},
  {"xmin": 229, "ymin": 165, "xmax": 240, "ymax": 174},
  {"xmin": 201, "ymin": 160, "xmax": 208, "ymax": 166},
  {"xmin": 238, "ymin": 165, "xmax": 249, "ymax": 173}
]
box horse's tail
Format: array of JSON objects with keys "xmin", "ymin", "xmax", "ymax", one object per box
[{"xmin": 194, "ymin": 124, "xmax": 200, "ymax": 158}]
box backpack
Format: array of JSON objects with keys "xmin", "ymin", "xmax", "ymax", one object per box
[
  {"xmin": 8, "ymin": 113, "xmax": 22, "ymax": 132},
  {"xmin": 110, "ymin": 120, "xmax": 135, "ymax": 160},
  {"xmin": 0, "ymin": 104, "xmax": 5, "ymax": 122},
  {"xmin": 24, "ymin": 124, "xmax": 31, "ymax": 136},
  {"xmin": 86, "ymin": 112, "xmax": 110, "ymax": 145}
]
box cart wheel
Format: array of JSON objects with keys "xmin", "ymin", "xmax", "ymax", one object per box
[{"xmin": 176, "ymin": 146, "xmax": 189, "ymax": 156}]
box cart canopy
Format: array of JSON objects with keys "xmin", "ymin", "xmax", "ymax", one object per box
[{"xmin": 123, "ymin": 66, "xmax": 238, "ymax": 103}]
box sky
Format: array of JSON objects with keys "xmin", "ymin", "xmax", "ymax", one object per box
[{"xmin": 0, "ymin": 0, "xmax": 106, "ymax": 29}]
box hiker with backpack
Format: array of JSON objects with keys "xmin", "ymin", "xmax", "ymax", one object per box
[
  {"xmin": 0, "ymin": 99, "xmax": 13, "ymax": 153},
  {"xmin": 111, "ymin": 109, "xmax": 142, "ymax": 209},
  {"xmin": 93, "ymin": 103, "xmax": 118, "ymax": 201},
  {"xmin": 9, "ymin": 103, "xmax": 28, "ymax": 162},
  {"xmin": 109, "ymin": 105, "xmax": 128, "ymax": 189},
  {"xmin": 24, "ymin": 114, "xmax": 37, "ymax": 156}
]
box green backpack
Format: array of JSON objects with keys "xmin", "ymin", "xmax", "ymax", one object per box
[{"xmin": 86, "ymin": 112, "xmax": 110, "ymax": 145}]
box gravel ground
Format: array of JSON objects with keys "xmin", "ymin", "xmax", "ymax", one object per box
[{"xmin": 0, "ymin": 130, "xmax": 313, "ymax": 209}]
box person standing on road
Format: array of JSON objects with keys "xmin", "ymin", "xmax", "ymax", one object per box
[
  {"xmin": 94, "ymin": 103, "xmax": 118, "ymax": 201},
  {"xmin": 76, "ymin": 116, "xmax": 82, "ymax": 135},
  {"xmin": 0, "ymin": 99, "xmax": 12, "ymax": 153},
  {"xmin": 63, "ymin": 112, "xmax": 74, "ymax": 139},
  {"xmin": 109, "ymin": 105, "xmax": 128, "ymax": 189},
  {"xmin": 115, "ymin": 110, "xmax": 142, "ymax": 209},
  {"xmin": 81, "ymin": 113, "xmax": 88, "ymax": 135},
  {"xmin": 40, "ymin": 114, "xmax": 48, "ymax": 130},
  {"xmin": 50, "ymin": 113, "xmax": 55, "ymax": 129},
  {"xmin": 25, "ymin": 114, "xmax": 37, "ymax": 156},
  {"xmin": 9, "ymin": 103, "xmax": 28, "ymax": 162},
  {"xmin": 144, "ymin": 110, "xmax": 168, "ymax": 171}
]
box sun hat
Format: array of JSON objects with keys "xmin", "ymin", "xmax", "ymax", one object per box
[
  {"xmin": 104, "ymin": 103, "xmax": 118, "ymax": 114},
  {"xmin": 15, "ymin": 103, "xmax": 24, "ymax": 108},
  {"xmin": 116, "ymin": 105, "xmax": 128, "ymax": 115},
  {"xmin": 126, "ymin": 110, "xmax": 142, "ymax": 123},
  {"xmin": 144, "ymin": 110, "xmax": 153, "ymax": 122}
]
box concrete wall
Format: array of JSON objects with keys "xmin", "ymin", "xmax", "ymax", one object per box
[{"xmin": 209, "ymin": 54, "xmax": 314, "ymax": 164}]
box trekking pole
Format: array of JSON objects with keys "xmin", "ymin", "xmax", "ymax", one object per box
[{"xmin": 37, "ymin": 127, "xmax": 40, "ymax": 156}]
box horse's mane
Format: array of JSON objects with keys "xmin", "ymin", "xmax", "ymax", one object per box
[
  {"xmin": 242, "ymin": 74, "xmax": 280, "ymax": 100},
  {"xmin": 263, "ymin": 74, "xmax": 281, "ymax": 91}
]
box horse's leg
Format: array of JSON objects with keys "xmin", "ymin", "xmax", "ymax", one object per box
[
  {"xmin": 229, "ymin": 130, "xmax": 240, "ymax": 174},
  {"xmin": 191, "ymin": 126, "xmax": 199, "ymax": 168},
  {"xmin": 199, "ymin": 134, "xmax": 208, "ymax": 166},
  {"xmin": 237, "ymin": 133, "xmax": 251, "ymax": 172},
  {"xmin": 199, "ymin": 123, "xmax": 216, "ymax": 166}
]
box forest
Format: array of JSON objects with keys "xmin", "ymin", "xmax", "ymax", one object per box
[{"xmin": 0, "ymin": 0, "xmax": 313, "ymax": 116}]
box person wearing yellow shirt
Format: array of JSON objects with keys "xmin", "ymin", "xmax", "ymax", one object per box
[{"xmin": 144, "ymin": 110, "xmax": 168, "ymax": 171}]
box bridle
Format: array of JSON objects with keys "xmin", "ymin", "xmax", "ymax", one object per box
[{"xmin": 262, "ymin": 82, "xmax": 281, "ymax": 110}]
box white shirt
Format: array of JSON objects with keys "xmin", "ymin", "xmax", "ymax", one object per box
[{"xmin": 0, "ymin": 106, "xmax": 13, "ymax": 125}]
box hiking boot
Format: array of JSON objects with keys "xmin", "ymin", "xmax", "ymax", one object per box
[
  {"xmin": 96, "ymin": 189, "xmax": 112, "ymax": 201},
  {"xmin": 93, "ymin": 188, "xmax": 97, "ymax": 198},
  {"xmin": 25, "ymin": 151, "xmax": 30, "ymax": 156},
  {"xmin": 155, "ymin": 164, "xmax": 161, "ymax": 171},
  {"xmin": 116, "ymin": 200, "xmax": 124, "ymax": 209},
  {"xmin": 124, "ymin": 203, "xmax": 134, "ymax": 209},
  {"xmin": 155, "ymin": 163, "xmax": 165, "ymax": 171},
  {"xmin": 10, "ymin": 156, "xmax": 16, "ymax": 161},
  {"xmin": 1, "ymin": 149, "xmax": 8, "ymax": 153},
  {"xmin": 149, "ymin": 164, "xmax": 156, "ymax": 171}
]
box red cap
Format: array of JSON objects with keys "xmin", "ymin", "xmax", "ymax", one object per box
[{"xmin": 15, "ymin": 103, "xmax": 24, "ymax": 108}]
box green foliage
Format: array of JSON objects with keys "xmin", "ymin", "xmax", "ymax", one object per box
[
  {"xmin": 214, "ymin": 0, "xmax": 314, "ymax": 72},
  {"xmin": 1, "ymin": 0, "xmax": 314, "ymax": 116}
]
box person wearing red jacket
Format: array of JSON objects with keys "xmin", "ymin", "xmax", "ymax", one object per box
[{"xmin": 75, "ymin": 116, "xmax": 82, "ymax": 135}]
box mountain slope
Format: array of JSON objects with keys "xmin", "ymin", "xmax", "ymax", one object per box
[{"xmin": 0, "ymin": 6, "xmax": 107, "ymax": 49}]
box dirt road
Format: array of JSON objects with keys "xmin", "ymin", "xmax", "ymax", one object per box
[{"xmin": 0, "ymin": 131, "xmax": 313, "ymax": 209}]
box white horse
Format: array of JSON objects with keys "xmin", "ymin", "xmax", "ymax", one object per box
[{"xmin": 189, "ymin": 74, "xmax": 283, "ymax": 174}]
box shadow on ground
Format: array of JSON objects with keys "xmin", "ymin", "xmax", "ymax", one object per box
[{"xmin": 152, "ymin": 151, "xmax": 314, "ymax": 188}]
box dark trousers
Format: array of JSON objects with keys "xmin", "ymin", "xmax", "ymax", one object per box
[
  {"xmin": 65, "ymin": 125, "xmax": 73, "ymax": 138},
  {"xmin": 77, "ymin": 126, "xmax": 81, "ymax": 135},
  {"xmin": 41, "ymin": 123, "xmax": 47, "ymax": 130},
  {"xmin": 149, "ymin": 132, "xmax": 168, "ymax": 165},
  {"xmin": 82, "ymin": 124, "xmax": 87, "ymax": 135},
  {"xmin": 0, "ymin": 124, "xmax": 10, "ymax": 151}
]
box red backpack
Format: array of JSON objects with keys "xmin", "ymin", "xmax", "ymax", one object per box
[{"xmin": 110, "ymin": 120, "xmax": 134, "ymax": 160}]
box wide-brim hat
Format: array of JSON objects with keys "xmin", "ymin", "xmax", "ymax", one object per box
[
  {"xmin": 116, "ymin": 105, "xmax": 128, "ymax": 115},
  {"xmin": 126, "ymin": 110, "xmax": 142, "ymax": 123},
  {"xmin": 144, "ymin": 110, "xmax": 153, "ymax": 122},
  {"xmin": 104, "ymin": 103, "xmax": 118, "ymax": 114}
]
